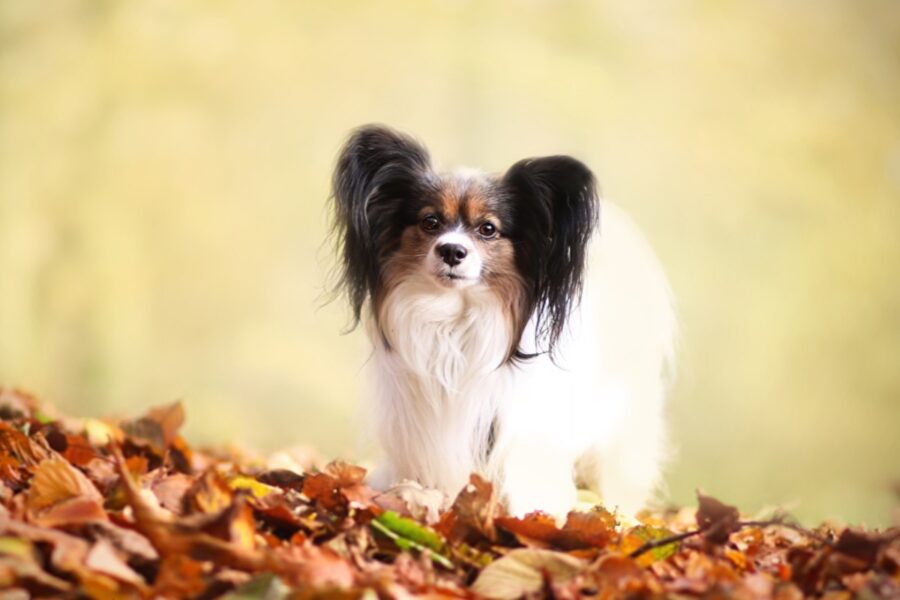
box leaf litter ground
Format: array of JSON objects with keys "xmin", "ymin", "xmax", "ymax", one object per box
[{"xmin": 0, "ymin": 389, "xmax": 897, "ymax": 599}]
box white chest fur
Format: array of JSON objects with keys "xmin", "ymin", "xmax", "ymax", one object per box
[{"xmin": 367, "ymin": 276, "xmax": 513, "ymax": 496}]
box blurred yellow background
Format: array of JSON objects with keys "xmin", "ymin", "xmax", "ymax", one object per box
[{"xmin": 1, "ymin": 1, "xmax": 898, "ymax": 526}]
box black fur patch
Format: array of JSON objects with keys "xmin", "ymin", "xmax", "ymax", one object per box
[
  {"xmin": 502, "ymin": 155, "xmax": 600, "ymax": 359},
  {"xmin": 330, "ymin": 124, "xmax": 433, "ymax": 326}
]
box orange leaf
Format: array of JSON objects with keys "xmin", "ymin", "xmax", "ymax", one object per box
[{"xmin": 27, "ymin": 457, "xmax": 103, "ymax": 513}]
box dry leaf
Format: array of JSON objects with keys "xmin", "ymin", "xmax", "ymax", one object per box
[{"xmin": 471, "ymin": 548, "xmax": 585, "ymax": 599}]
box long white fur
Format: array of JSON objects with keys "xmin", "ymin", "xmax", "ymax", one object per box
[{"xmin": 365, "ymin": 201, "xmax": 675, "ymax": 517}]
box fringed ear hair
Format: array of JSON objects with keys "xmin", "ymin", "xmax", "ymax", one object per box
[
  {"xmin": 502, "ymin": 155, "xmax": 600, "ymax": 357},
  {"xmin": 330, "ymin": 124, "xmax": 432, "ymax": 326}
]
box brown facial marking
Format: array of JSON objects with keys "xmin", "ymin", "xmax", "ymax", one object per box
[
  {"xmin": 438, "ymin": 185, "xmax": 461, "ymax": 223},
  {"xmin": 373, "ymin": 174, "xmax": 530, "ymax": 363},
  {"xmin": 481, "ymin": 236, "xmax": 528, "ymax": 360},
  {"xmin": 373, "ymin": 225, "xmax": 431, "ymax": 317},
  {"xmin": 461, "ymin": 191, "xmax": 494, "ymax": 228}
]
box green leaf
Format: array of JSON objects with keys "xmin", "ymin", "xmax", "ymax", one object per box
[
  {"xmin": 370, "ymin": 513, "xmax": 453, "ymax": 569},
  {"xmin": 631, "ymin": 525, "xmax": 680, "ymax": 561},
  {"xmin": 374, "ymin": 511, "xmax": 447, "ymax": 553}
]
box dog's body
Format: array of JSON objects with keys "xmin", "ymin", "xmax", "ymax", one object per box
[{"xmin": 331, "ymin": 125, "xmax": 675, "ymax": 517}]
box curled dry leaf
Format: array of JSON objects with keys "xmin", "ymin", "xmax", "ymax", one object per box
[
  {"xmin": 374, "ymin": 479, "xmax": 446, "ymax": 524},
  {"xmin": 26, "ymin": 456, "xmax": 107, "ymax": 527},
  {"xmin": 0, "ymin": 422, "xmax": 50, "ymax": 478},
  {"xmin": 121, "ymin": 401, "xmax": 186, "ymax": 456},
  {"xmin": 471, "ymin": 548, "xmax": 585, "ymax": 599},
  {"xmin": 696, "ymin": 491, "xmax": 741, "ymax": 544},
  {"xmin": 84, "ymin": 538, "xmax": 145, "ymax": 586},
  {"xmin": 496, "ymin": 507, "xmax": 617, "ymax": 551},
  {"xmin": 436, "ymin": 474, "xmax": 499, "ymax": 544}
]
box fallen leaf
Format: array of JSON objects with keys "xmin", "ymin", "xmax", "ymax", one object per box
[
  {"xmin": 43, "ymin": 429, "xmax": 100, "ymax": 467},
  {"xmin": 85, "ymin": 539, "xmax": 145, "ymax": 586},
  {"xmin": 436, "ymin": 474, "xmax": 499, "ymax": 544},
  {"xmin": 497, "ymin": 507, "xmax": 617, "ymax": 551},
  {"xmin": 471, "ymin": 548, "xmax": 585, "ymax": 599},
  {"xmin": 374, "ymin": 480, "xmax": 446, "ymax": 524},
  {"xmin": 0, "ymin": 422, "xmax": 50, "ymax": 473},
  {"xmin": 0, "ymin": 388, "xmax": 39, "ymax": 420},
  {"xmin": 145, "ymin": 402, "xmax": 186, "ymax": 447},
  {"xmin": 696, "ymin": 492, "xmax": 741, "ymax": 544},
  {"xmin": 151, "ymin": 472, "xmax": 194, "ymax": 514},
  {"xmin": 617, "ymin": 524, "xmax": 680, "ymax": 565},
  {"xmin": 228, "ymin": 474, "xmax": 280, "ymax": 500},
  {"xmin": 591, "ymin": 554, "xmax": 663, "ymax": 597},
  {"xmin": 26, "ymin": 456, "xmax": 105, "ymax": 525},
  {"xmin": 275, "ymin": 543, "xmax": 356, "ymax": 589},
  {"xmin": 184, "ymin": 469, "xmax": 234, "ymax": 514}
]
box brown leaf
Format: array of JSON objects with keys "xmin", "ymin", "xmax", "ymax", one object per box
[
  {"xmin": 121, "ymin": 418, "xmax": 166, "ymax": 453},
  {"xmin": 29, "ymin": 496, "xmax": 108, "ymax": 528},
  {"xmin": 0, "ymin": 513, "xmax": 91, "ymax": 575},
  {"xmin": 302, "ymin": 461, "xmax": 378, "ymax": 512},
  {"xmin": 696, "ymin": 492, "xmax": 740, "ymax": 544},
  {"xmin": 120, "ymin": 401, "xmax": 186, "ymax": 455},
  {"xmin": 88, "ymin": 520, "xmax": 159, "ymax": 563},
  {"xmin": 152, "ymin": 554, "xmax": 209, "ymax": 598},
  {"xmin": 113, "ymin": 448, "xmax": 269, "ymax": 573},
  {"xmin": 27, "ymin": 457, "xmax": 105, "ymax": 525},
  {"xmin": 436, "ymin": 474, "xmax": 499, "ymax": 544},
  {"xmin": 85, "ymin": 539, "xmax": 145, "ymax": 586},
  {"xmin": 590, "ymin": 554, "xmax": 663, "ymax": 597},
  {"xmin": 0, "ymin": 388, "xmax": 39, "ymax": 420},
  {"xmin": 275, "ymin": 543, "xmax": 356, "ymax": 589},
  {"xmin": 256, "ymin": 469, "xmax": 305, "ymax": 492},
  {"xmin": 496, "ymin": 512, "xmax": 560, "ymax": 548},
  {"xmin": 44, "ymin": 429, "xmax": 101, "ymax": 467},
  {"xmin": 0, "ymin": 535, "xmax": 72, "ymax": 594},
  {"xmin": 471, "ymin": 548, "xmax": 585, "ymax": 599},
  {"xmin": 302, "ymin": 472, "xmax": 347, "ymax": 513},
  {"xmin": 325, "ymin": 460, "xmax": 366, "ymax": 487},
  {"xmin": 497, "ymin": 508, "xmax": 617, "ymax": 551},
  {"xmin": 0, "ymin": 422, "xmax": 50, "ymax": 473},
  {"xmin": 151, "ymin": 472, "xmax": 194, "ymax": 514},
  {"xmin": 832, "ymin": 528, "xmax": 892, "ymax": 567},
  {"xmin": 145, "ymin": 402, "xmax": 186, "ymax": 447},
  {"xmin": 183, "ymin": 469, "xmax": 234, "ymax": 514},
  {"xmin": 374, "ymin": 480, "xmax": 446, "ymax": 524}
]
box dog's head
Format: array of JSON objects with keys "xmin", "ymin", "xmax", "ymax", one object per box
[{"xmin": 330, "ymin": 124, "xmax": 599, "ymax": 358}]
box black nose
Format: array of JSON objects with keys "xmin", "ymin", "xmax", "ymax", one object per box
[{"xmin": 437, "ymin": 243, "xmax": 468, "ymax": 266}]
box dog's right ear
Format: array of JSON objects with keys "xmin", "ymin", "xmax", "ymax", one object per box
[{"xmin": 330, "ymin": 124, "xmax": 432, "ymax": 326}]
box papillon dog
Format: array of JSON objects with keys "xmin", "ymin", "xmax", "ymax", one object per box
[{"xmin": 330, "ymin": 125, "xmax": 675, "ymax": 517}]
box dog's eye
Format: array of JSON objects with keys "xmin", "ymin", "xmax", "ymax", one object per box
[
  {"xmin": 421, "ymin": 215, "xmax": 440, "ymax": 232},
  {"xmin": 478, "ymin": 222, "xmax": 498, "ymax": 239}
]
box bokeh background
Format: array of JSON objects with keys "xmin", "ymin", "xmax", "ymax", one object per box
[{"xmin": 1, "ymin": 1, "xmax": 898, "ymax": 526}]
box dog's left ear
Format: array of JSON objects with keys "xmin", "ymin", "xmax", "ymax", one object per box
[{"xmin": 502, "ymin": 155, "xmax": 600, "ymax": 355}]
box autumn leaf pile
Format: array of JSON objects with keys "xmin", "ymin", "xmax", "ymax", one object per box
[{"xmin": 0, "ymin": 389, "xmax": 898, "ymax": 599}]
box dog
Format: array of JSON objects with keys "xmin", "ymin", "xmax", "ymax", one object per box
[{"xmin": 330, "ymin": 125, "xmax": 675, "ymax": 517}]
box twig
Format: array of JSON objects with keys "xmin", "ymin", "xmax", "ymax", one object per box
[
  {"xmin": 628, "ymin": 529, "xmax": 701, "ymax": 559},
  {"xmin": 628, "ymin": 516, "xmax": 825, "ymax": 559}
]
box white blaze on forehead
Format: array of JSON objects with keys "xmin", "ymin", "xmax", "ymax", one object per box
[{"xmin": 436, "ymin": 231, "xmax": 475, "ymax": 250}]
